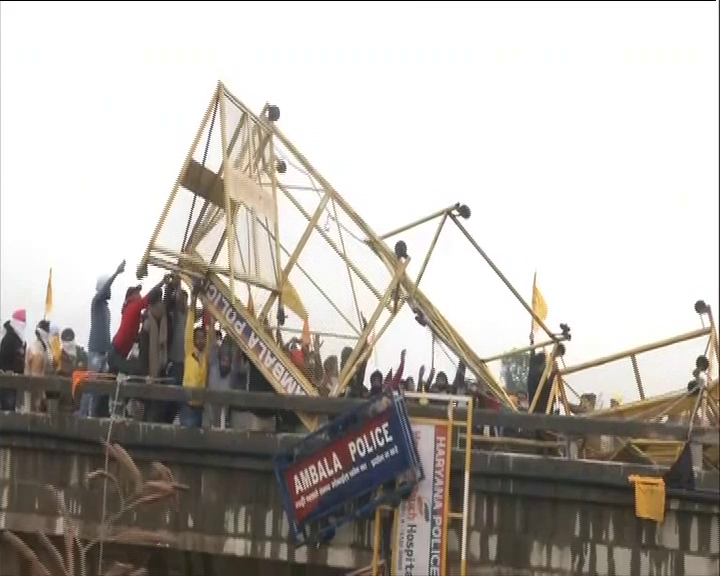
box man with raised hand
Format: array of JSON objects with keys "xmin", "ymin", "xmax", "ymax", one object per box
[{"xmin": 81, "ymin": 259, "xmax": 125, "ymax": 417}]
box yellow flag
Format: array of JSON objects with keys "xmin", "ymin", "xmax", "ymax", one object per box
[
  {"xmin": 628, "ymin": 475, "xmax": 666, "ymax": 523},
  {"xmin": 531, "ymin": 272, "xmax": 548, "ymax": 334},
  {"xmin": 247, "ymin": 288, "xmax": 255, "ymax": 316},
  {"xmin": 282, "ymin": 280, "xmax": 308, "ymax": 320},
  {"xmin": 51, "ymin": 334, "xmax": 62, "ymax": 366},
  {"xmin": 44, "ymin": 268, "xmax": 53, "ymax": 318}
]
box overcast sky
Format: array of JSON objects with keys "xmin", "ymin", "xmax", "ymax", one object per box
[{"xmin": 1, "ymin": 1, "xmax": 718, "ymax": 404}]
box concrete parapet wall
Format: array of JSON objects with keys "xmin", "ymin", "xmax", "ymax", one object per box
[{"xmin": 1, "ymin": 416, "xmax": 718, "ymax": 575}]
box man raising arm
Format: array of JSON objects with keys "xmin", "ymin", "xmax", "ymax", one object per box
[{"xmin": 108, "ymin": 275, "xmax": 170, "ymax": 376}]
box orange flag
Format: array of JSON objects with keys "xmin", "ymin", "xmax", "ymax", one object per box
[{"xmin": 301, "ymin": 318, "xmax": 311, "ymax": 347}]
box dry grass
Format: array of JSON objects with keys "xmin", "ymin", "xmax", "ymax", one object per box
[{"xmin": 1, "ymin": 441, "xmax": 187, "ymax": 576}]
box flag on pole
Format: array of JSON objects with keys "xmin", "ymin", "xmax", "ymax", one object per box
[
  {"xmin": 44, "ymin": 268, "xmax": 53, "ymax": 318},
  {"xmin": 531, "ymin": 271, "xmax": 548, "ymax": 335},
  {"xmin": 282, "ymin": 280, "xmax": 313, "ymax": 347},
  {"xmin": 282, "ymin": 280, "xmax": 308, "ymax": 320},
  {"xmin": 247, "ymin": 288, "xmax": 255, "ymax": 316},
  {"xmin": 301, "ymin": 318, "xmax": 311, "ymax": 347}
]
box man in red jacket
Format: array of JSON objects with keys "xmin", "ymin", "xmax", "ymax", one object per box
[
  {"xmin": 108, "ymin": 276, "xmax": 170, "ymax": 376},
  {"xmin": 93, "ymin": 276, "xmax": 169, "ymax": 418}
]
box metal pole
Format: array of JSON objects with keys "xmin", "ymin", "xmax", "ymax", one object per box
[
  {"xmin": 218, "ymin": 84, "xmax": 237, "ymax": 304},
  {"xmin": 258, "ymin": 191, "xmax": 331, "ymax": 320},
  {"xmin": 560, "ymin": 327, "xmax": 711, "ymax": 375},
  {"xmin": 630, "ymin": 354, "xmax": 645, "ymax": 400},
  {"xmin": 138, "ymin": 84, "xmax": 219, "ymax": 278},
  {"xmin": 449, "ymin": 214, "xmax": 557, "ymax": 342},
  {"xmin": 253, "ymin": 217, "xmax": 361, "ymax": 336},
  {"xmin": 706, "ymin": 307, "xmax": 720, "ymax": 368},
  {"xmin": 414, "ymin": 213, "xmax": 448, "ymax": 289},
  {"xmin": 460, "ymin": 396, "xmax": 473, "ymax": 576},
  {"xmin": 334, "ymin": 257, "xmax": 411, "ymax": 397},
  {"xmin": 372, "ymin": 506, "xmax": 382, "ymax": 576},
  {"xmin": 378, "ymin": 205, "xmax": 458, "ymax": 241},
  {"xmin": 481, "ymin": 337, "xmax": 564, "ymax": 363}
]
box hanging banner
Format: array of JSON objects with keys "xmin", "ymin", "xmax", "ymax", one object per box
[{"xmin": 393, "ymin": 421, "xmax": 451, "ymax": 576}]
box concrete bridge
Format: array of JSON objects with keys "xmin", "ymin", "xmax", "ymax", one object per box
[{"xmin": 1, "ymin": 377, "xmax": 719, "ymax": 575}]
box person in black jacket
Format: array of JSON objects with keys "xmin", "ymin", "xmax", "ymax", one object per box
[
  {"xmin": 0, "ymin": 309, "xmax": 27, "ymax": 411},
  {"xmin": 137, "ymin": 287, "xmax": 168, "ymax": 422}
]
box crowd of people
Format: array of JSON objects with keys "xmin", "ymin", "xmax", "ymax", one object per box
[
  {"xmin": 0, "ymin": 261, "xmax": 492, "ymax": 430},
  {"xmin": 0, "ymin": 309, "xmax": 88, "ymax": 412},
  {"xmin": 2, "ymin": 261, "xmax": 710, "ymax": 435},
  {"xmin": 0, "ymin": 259, "xmax": 516, "ymax": 431}
]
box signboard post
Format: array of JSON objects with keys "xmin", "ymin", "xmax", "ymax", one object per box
[
  {"xmin": 275, "ymin": 390, "xmax": 424, "ymax": 547},
  {"xmin": 392, "ymin": 420, "xmax": 453, "ymax": 576}
]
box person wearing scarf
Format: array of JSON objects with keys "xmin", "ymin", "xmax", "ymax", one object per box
[
  {"xmin": 137, "ymin": 287, "xmax": 168, "ymax": 423},
  {"xmin": 25, "ymin": 320, "xmax": 54, "ymax": 412},
  {"xmin": 0, "ymin": 309, "xmax": 27, "ymax": 411},
  {"xmin": 49, "ymin": 323, "xmax": 61, "ymax": 369},
  {"xmin": 43, "ymin": 328, "xmax": 79, "ymax": 413},
  {"xmin": 57, "ymin": 328, "xmax": 78, "ymax": 376},
  {"xmin": 80, "ymin": 260, "xmax": 125, "ymax": 417}
]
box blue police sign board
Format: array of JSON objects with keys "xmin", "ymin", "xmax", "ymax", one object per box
[{"xmin": 275, "ymin": 391, "xmax": 423, "ymax": 545}]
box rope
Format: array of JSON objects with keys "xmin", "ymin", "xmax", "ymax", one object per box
[
  {"xmin": 97, "ymin": 374, "xmax": 127, "ymax": 575},
  {"xmin": 273, "ymin": 147, "xmax": 366, "ymax": 244}
]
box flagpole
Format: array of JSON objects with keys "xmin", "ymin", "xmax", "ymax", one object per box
[
  {"xmin": 529, "ymin": 271, "xmax": 537, "ymax": 345},
  {"xmin": 44, "ymin": 267, "xmax": 53, "ymax": 321}
]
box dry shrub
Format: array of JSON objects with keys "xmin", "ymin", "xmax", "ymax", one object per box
[{"xmin": 1, "ymin": 441, "xmax": 187, "ymax": 576}]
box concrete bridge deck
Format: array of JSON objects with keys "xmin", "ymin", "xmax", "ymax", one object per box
[{"xmin": 1, "ymin": 376, "xmax": 719, "ymax": 575}]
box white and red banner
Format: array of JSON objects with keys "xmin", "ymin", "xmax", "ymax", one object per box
[{"xmin": 392, "ymin": 421, "xmax": 451, "ymax": 576}]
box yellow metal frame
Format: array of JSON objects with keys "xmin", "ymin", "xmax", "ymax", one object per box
[
  {"xmin": 137, "ymin": 82, "xmax": 565, "ymax": 417},
  {"xmin": 559, "ymin": 323, "xmax": 719, "ymax": 467},
  {"xmin": 136, "ymin": 79, "xmax": 718, "ymax": 464}
]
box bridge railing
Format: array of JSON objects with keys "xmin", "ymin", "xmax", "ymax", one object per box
[{"xmin": 0, "ymin": 374, "xmax": 717, "ymax": 451}]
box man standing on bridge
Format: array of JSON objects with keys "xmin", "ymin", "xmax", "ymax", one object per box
[
  {"xmin": 0, "ymin": 309, "xmax": 26, "ymax": 411},
  {"xmin": 179, "ymin": 284, "xmax": 211, "ymax": 428},
  {"xmin": 81, "ymin": 260, "xmax": 126, "ymax": 417}
]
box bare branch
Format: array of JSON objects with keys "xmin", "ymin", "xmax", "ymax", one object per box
[
  {"xmin": 104, "ymin": 441, "xmax": 143, "ymax": 493},
  {"xmin": 1, "ymin": 531, "xmax": 51, "ymax": 576},
  {"xmin": 36, "ymin": 531, "xmax": 68, "ymax": 576},
  {"xmin": 87, "ymin": 469, "xmax": 126, "ymax": 508},
  {"xmin": 44, "ymin": 485, "xmax": 80, "ymax": 573}
]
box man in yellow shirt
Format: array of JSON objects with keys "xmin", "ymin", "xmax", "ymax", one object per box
[{"xmin": 178, "ymin": 289, "xmax": 213, "ymax": 427}]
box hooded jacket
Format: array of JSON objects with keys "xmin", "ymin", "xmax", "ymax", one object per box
[
  {"xmin": 25, "ymin": 323, "xmax": 53, "ymax": 376},
  {"xmin": 0, "ymin": 320, "xmax": 26, "ymax": 374},
  {"xmin": 88, "ymin": 274, "xmax": 115, "ymax": 354}
]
